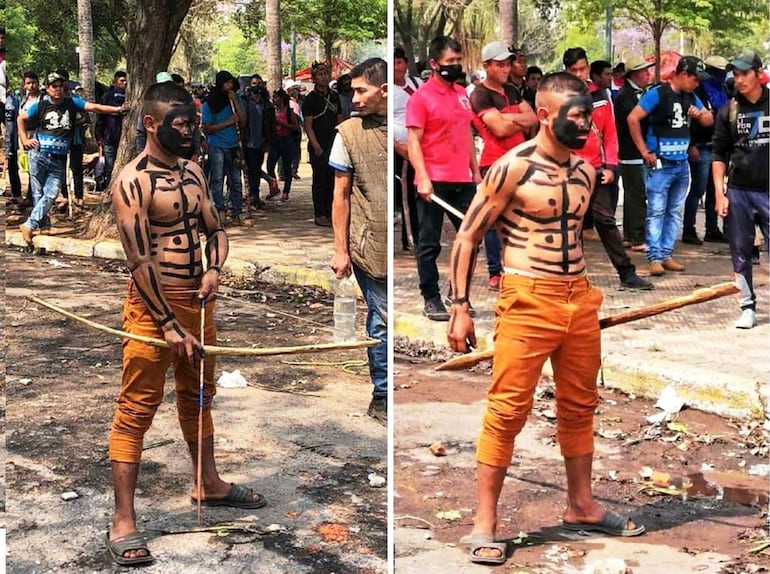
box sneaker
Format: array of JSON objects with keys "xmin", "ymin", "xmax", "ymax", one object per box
[
  {"xmin": 281, "ymin": 193, "xmax": 289, "ymax": 202},
  {"xmin": 314, "ymin": 216, "xmax": 332, "ymax": 227},
  {"xmin": 621, "ymin": 273, "xmax": 654, "ymax": 290},
  {"xmin": 229, "ymin": 214, "xmax": 243, "ymax": 226},
  {"xmin": 681, "ymin": 229, "xmax": 703, "ymax": 245},
  {"xmin": 583, "ymin": 229, "xmax": 599, "ymax": 240},
  {"xmin": 735, "ymin": 309, "xmax": 757, "ymax": 329},
  {"xmin": 662, "ymin": 258, "xmax": 685, "ymax": 272},
  {"xmin": 292, "ymin": 172, "xmax": 301, "ymax": 180},
  {"xmin": 649, "ymin": 262, "xmax": 665, "ymax": 276},
  {"xmin": 488, "ymin": 275, "xmax": 501, "ymax": 290},
  {"xmin": 631, "ymin": 243, "xmax": 647, "ymax": 252},
  {"xmin": 423, "ymin": 297, "xmax": 450, "ymax": 321},
  {"xmin": 622, "ymin": 239, "xmax": 632, "ymax": 248},
  {"xmin": 704, "ymin": 229, "xmax": 729, "ymax": 243},
  {"xmin": 267, "ymin": 179, "xmax": 280, "ymax": 198},
  {"xmin": 367, "ymin": 397, "xmax": 387, "ymax": 426}
]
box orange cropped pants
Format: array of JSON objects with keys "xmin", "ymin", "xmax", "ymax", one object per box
[
  {"xmin": 109, "ymin": 281, "xmax": 217, "ymax": 464},
  {"xmin": 477, "ymin": 274, "xmax": 603, "ymax": 467}
]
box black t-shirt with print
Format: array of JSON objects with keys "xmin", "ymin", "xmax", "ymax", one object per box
[{"xmin": 302, "ymin": 89, "xmax": 341, "ymax": 148}]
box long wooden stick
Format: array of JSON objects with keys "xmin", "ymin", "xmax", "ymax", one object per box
[
  {"xmin": 197, "ymin": 299, "xmax": 205, "ymax": 524},
  {"xmin": 436, "ymin": 281, "xmax": 739, "ymax": 371},
  {"xmin": 27, "ymin": 295, "xmax": 378, "ymax": 355}
]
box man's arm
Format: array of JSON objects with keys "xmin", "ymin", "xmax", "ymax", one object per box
[
  {"xmin": 193, "ymin": 162, "xmax": 229, "ymax": 300},
  {"xmin": 711, "ymin": 104, "xmax": 731, "ymax": 217},
  {"xmin": 469, "ymin": 131, "xmax": 481, "ymax": 183},
  {"xmin": 689, "ymin": 94, "xmax": 714, "ymax": 127},
  {"xmin": 201, "ymin": 104, "xmax": 238, "ymax": 136},
  {"xmin": 111, "ymin": 172, "xmax": 203, "ymax": 363},
  {"xmin": 407, "ymin": 126, "xmax": 432, "ymax": 200},
  {"xmin": 230, "ymin": 92, "xmax": 246, "ymax": 129},
  {"xmin": 17, "ymin": 109, "xmax": 37, "ymax": 149},
  {"xmin": 447, "ymin": 161, "xmax": 522, "ymax": 353},
  {"xmin": 599, "ymin": 103, "xmax": 619, "ymax": 184},
  {"xmin": 303, "ymin": 115, "xmax": 323, "ymax": 157},
  {"xmin": 627, "ymin": 105, "xmax": 655, "ymax": 167},
  {"xmin": 84, "ymin": 101, "xmax": 128, "ymax": 115},
  {"xmin": 477, "ymin": 101, "xmax": 537, "ymax": 138},
  {"xmin": 330, "ymin": 170, "xmax": 353, "ymax": 278}
]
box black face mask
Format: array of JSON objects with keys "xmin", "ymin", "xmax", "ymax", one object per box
[
  {"xmin": 157, "ymin": 104, "xmax": 197, "ymax": 159},
  {"xmin": 437, "ymin": 64, "xmax": 464, "ymax": 83},
  {"xmin": 552, "ymin": 94, "xmax": 592, "ymax": 150}
]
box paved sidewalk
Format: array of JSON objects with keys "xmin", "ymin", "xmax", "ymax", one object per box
[{"xmin": 393, "ymin": 212, "xmax": 769, "ymax": 421}]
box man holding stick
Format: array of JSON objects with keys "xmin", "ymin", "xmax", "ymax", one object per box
[
  {"xmin": 447, "ymin": 72, "xmax": 644, "ymax": 565},
  {"xmin": 108, "ymin": 81, "xmax": 264, "ymax": 567}
]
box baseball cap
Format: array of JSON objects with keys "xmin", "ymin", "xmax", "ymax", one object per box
[
  {"xmin": 481, "ymin": 41, "xmax": 514, "ymax": 62},
  {"xmin": 285, "ymin": 80, "xmax": 300, "ymax": 90},
  {"xmin": 155, "ymin": 71, "xmax": 173, "ymax": 83},
  {"xmin": 625, "ymin": 56, "xmax": 654, "ymax": 75},
  {"xmin": 727, "ymin": 51, "xmax": 763, "ymax": 71},
  {"xmin": 676, "ymin": 56, "xmax": 705, "ymax": 76},
  {"xmin": 704, "ymin": 56, "xmax": 729, "ymax": 70},
  {"xmin": 46, "ymin": 72, "xmax": 67, "ymax": 86}
]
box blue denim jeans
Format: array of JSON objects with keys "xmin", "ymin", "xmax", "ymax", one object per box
[
  {"xmin": 725, "ymin": 186, "xmax": 770, "ymax": 311},
  {"xmin": 103, "ymin": 144, "xmax": 118, "ymax": 187},
  {"xmin": 352, "ymin": 264, "xmax": 388, "ymax": 400},
  {"xmin": 645, "ymin": 160, "xmax": 690, "ymax": 262},
  {"xmin": 26, "ymin": 150, "xmax": 66, "ymax": 231},
  {"xmin": 684, "ymin": 147, "xmax": 718, "ymax": 233},
  {"xmin": 208, "ymin": 145, "xmax": 243, "ymax": 216}
]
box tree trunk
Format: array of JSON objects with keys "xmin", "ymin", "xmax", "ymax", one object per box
[
  {"xmin": 499, "ymin": 0, "xmax": 514, "ymax": 47},
  {"xmin": 84, "ymin": 0, "xmax": 194, "ymax": 240},
  {"xmin": 512, "ymin": 0, "xmax": 519, "ymax": 48},
  {"xmin": 77, "ymin": 0, "xmax": 96, "ymax": 102},
  {"xmin": 266, "ymin": 0, "xmax": 282, "ymax": 92},
  {"xmin": 653, "ymin": 20, "xmax": 662, "ymax": 84}
]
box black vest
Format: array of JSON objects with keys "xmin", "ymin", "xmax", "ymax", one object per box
[{"xmin": 649, "ymin": 83, "xmax": 695, "ymax": 140}]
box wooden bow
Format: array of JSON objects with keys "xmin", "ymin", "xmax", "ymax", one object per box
[{"xmin": 27, "ymin": 295, "xmax": 379, "ymax": 356}]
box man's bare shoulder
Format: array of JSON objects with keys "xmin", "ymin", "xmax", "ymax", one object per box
[
  {"xmin": 180, "ymin": 159, "xmax": 207, "ymax": 185},
  {"xmin": 569, "ymin": 154, "xmax": 596, "ymax": 181}
]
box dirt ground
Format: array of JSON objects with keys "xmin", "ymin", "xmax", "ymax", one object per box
[
  {"xmin": 393, "ymin": 352, "xmax": 770, "ymax": 574},
  {"xmin": 5, "ymin": 247, "xmax": 386, "ymax": 573}
]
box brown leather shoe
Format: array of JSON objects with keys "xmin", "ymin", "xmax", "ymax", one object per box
[
  {"xmin": 662, "ymin": 258, "xmax": 685, "ymax": 272},
  {"xmin": 20, "ymin": 223, "xmax": 33, "ymax": 245},
  {"xmin": 649, "ymin": 262, "xmax": 665, "ymax": 276}
]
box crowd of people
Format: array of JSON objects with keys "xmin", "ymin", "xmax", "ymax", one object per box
[
  {"xmin": 395, "ymin": 38, "xmax": 769, "ymax": 330},
  {"xmin": 3, "ymin": 60, "xmax": 368, "ymax": 232}
]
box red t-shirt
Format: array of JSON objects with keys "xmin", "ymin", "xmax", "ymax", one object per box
[
  {"xmin": 470, "ymin": 83, "xmax": 527, "ymax": 168},
  {"xmin": 405, "ymin": 75, "xmax": 474, "ymax": 183}
]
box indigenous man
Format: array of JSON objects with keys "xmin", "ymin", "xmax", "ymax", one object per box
[
  {"xmin": 713, "ymin": 51, "xmax": 769, "ymax": 329},
  {"xmin": 447, "ymin": 72, "xmax": 645, "ymax": 565},
  {"xmin": 329, "ymin": 58, "xmax": 388, "ymax": 424},
  {"xmin": 107, "ymin": 81, "xmax": 264, "ymax": 566}
]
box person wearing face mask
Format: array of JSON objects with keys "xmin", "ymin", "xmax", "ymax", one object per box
[
  {"xmin": 627, "ymin": 56, "xmax": 714, "ymax": 277},
  {"xmin": 564, "ymin": 47, "xmax": 653, "ymax": 290},
  {"xmin": 328, "ymin": 57, "xmax": 389, "ymax": 425},
  {"xmin": 106, "ymin": 81, "xmax": 264, "ymax": 566},
  {"xmin": 243, "ymin": 73, "xmax": 277, "ymax": 209},
  {"xmin": 406, "ymin": 35, "xmax": 481, "ymax": 321},
  {"xmin": 447, "ymin": 73, "xmax": 646, "ymax": 566}
]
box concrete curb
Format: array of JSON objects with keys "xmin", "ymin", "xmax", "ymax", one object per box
[{"xmin": 394, "ymin": 309, "xmax": 766, "ymax": 421}]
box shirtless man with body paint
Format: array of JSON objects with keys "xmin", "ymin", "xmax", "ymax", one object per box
[
  {"xmin": 107, "ymin": 81, "xmax": 264, "ymax": 567},
  {"xmin": 447, "ymin": 72, "xmax": 645, "ymax": 565}
]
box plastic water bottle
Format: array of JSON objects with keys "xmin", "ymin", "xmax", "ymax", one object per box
[{"xmin": 333, "ymin": 277, "xmax": 357, "ymax": 343}]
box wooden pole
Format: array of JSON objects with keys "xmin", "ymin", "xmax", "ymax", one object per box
[
  {"xmin": 196, "ymin": 299, "xmax": 205, "ymax": 524},
  {"xmin": 436, "ymin": 281, "xmax": 739, "ymax": 371}
]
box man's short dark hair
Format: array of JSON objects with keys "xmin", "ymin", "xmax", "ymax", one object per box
[
  {"xmin": 590, "ymin": 60, "xmax": 611, "ymax": 78},
  {"xmin": 562, "ymin": 47, "xmax": 588, "ymax": 69},
  {"xmin": 23, "ymin": 70, "xmax": 39, "ymax": 82},
  {"xmin": 114, "ymin": 71, "xmax": 127, "ymax": 80},
  {"xmin": 394, "ymin": 46, "xmax": 407, "ymax": 62},
  {"xmin": 350, "ymin": 57, "xmax": 387, "ymax": 87},
  {"xmin": 429, "ymin": 36, "xmax": 462, "ymax": 62},
  {"xmin": 526, "ymin": 66, "xmax": 543, "ymax": 79},
  {"xmin": 536, "ymin": 72, "xmax": 589, "ymax": 104},
  {"xmin": 170, "ymin": 73, "xmax": 185, "ymax": 86},
  {"xmin": 143, "ymin": 81, "xmax": 192, "ymax": 118},
  {"xmin": 250, "ymin": 73, "xmax": 263, "ymax": 82},
  {"xmin": 55, "ymin": 68, "xmax": 70, "ymax": 80}
]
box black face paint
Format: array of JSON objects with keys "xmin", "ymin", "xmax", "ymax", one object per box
[
  {"xmin": 552, "ymin": 93, "xmax": 593, "ymax": 150},
  {"xmin": 438, "ymin": 64, "xmax": 464, "ymax": 82},
  {"xmin": 157, "ymin": 103, "xmax": 197, "ymax": 158}
]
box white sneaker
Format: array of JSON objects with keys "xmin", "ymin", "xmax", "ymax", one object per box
[{"xmin": 734, "ymin": 309, "xmax": 757, "ymax": 329}]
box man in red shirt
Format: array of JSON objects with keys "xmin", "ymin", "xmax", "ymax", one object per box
[
  {"xmin": 563, "ymin": 47, "xmax": 653, "ymax": 290},
  {"xmin": 407, "ymin": 36, "xmax": 481, "ymax": 320},
  {"xmin": 470, "ymin": 41, "xmax": 537, "ymax": 289}
]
